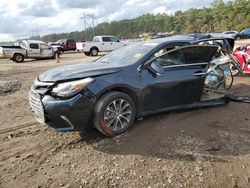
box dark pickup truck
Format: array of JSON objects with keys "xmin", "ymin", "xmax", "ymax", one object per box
[{"xmin": 49, "ymin": 39, "xmax": 76, "ymax": 52}]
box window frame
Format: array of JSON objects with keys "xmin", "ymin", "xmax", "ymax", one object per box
[
  {"xmin": 110, "ymin": 37, "xmax": 119, "ymax": 42},
  {"xmin": 102, "ymin": 37, "xmax": 112, "ymax": 42},
  {"xmin": 29, "ymin": 43, "xmax": 39, "ymax": 49},
  {"xmin": 146, "ymin": 45, "xmax": 219, "ymax": 69},
  {"xmin": 40, "ymin": 44, "xmax": 51, "ymax": 50}
]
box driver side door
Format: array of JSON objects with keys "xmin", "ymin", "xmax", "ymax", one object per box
[{"xmin": 141, "ymin": 45, "xmax": 219, "ymax": 112}]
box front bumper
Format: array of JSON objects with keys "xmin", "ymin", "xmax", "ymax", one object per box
[{"xmin": 29, "ymin": 89, "xmax": 96, "ymax": 132}]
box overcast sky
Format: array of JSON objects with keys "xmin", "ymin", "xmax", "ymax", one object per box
[{"xmin": 0, "ymin": 0, "xmax": 223, "ymax": 41}]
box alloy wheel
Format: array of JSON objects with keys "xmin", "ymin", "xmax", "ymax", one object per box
[{"xmin": 104, "ymin": 99, "xmax": 132, "ymax": 132}]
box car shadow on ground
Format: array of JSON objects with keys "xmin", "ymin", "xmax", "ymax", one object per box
[{"xmin": 75, "ymin": 83, "xmax": 250, "ymax": 163}]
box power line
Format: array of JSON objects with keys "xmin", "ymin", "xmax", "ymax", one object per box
[{"xmin": 80, "ymin": 13, "xmax": 97, "ymax": 41}]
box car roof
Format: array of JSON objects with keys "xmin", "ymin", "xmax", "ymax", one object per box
[
  {"xmin": 223, "ymin": 31, "xmax": 237, "ymax": 33},
  {"xmin": 24, "ymin": 40, "xmax": 47, "ymax": 44},
  {"xmin": 146, "ymin": 33, "xmax": 232, "ymax": 45},
  {"xmin": 147, "ymin": 35, "xmax": 197, "ymax": 44},
  {"xmin": 95, "ymin": 35, "xmax": 117, "ymax": 38}
]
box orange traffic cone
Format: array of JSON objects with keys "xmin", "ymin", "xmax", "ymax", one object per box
[{"xmin": 55, "ymin": 53, "xmax": 60, "ymax": 63}]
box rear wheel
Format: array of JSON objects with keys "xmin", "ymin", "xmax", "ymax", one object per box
[
  {"xmin": 12, "ymin": 53, "xmax": 24, "ymax": 63},
  {"xmin": 94, "ymin": 92, "xmax": 136, "ymax": 136},
  {"xmin": 90, "ymin": 48, "xmax": 98, "ymax": 56}
]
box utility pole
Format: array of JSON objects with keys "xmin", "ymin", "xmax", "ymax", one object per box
[
  {"xmin": 80, "ymin": 13, "xmax": 87, "ymax": 41},
  {"xmin": 91, "ymin": 14, "xmax": 95, "ymax": 36},
  {"xmin": 80, "ymin": 13, "xmax": 97, "ymax": 41}
]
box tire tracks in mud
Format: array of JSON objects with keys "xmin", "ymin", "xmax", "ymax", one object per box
[
  {"xmin": 0, "ymin": 133, "xmax": 84, "ymax": 184},
  {"xmin": 0, "ymin": 121, "xmax": 38, "ymax": 135}
]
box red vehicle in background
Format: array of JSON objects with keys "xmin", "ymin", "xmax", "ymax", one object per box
[
  {"xmin": 231, "ymin": 45, "xmax": 250, "ymax": 75},
  {"xmin": 49, "ymin": 39, "xmax": 76, "ymax": 52}
]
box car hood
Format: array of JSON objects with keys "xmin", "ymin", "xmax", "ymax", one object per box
[{"xmin": 38, "ymin": 62, "xmax": 123, "ymax": 82}]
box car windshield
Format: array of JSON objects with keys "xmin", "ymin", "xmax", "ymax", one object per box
[{"xmin": 95, "ymin": 42, "xmax": 158, "ymax": 65}]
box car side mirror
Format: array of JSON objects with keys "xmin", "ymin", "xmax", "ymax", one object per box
[{"xmin": 149, "ymin": 60, "xmax": 164, "ymax": 76}]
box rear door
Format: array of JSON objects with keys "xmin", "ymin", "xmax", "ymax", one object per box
[
  {"xmin": 27, "ymin": 43, "xmax": 41, "ymax": 58},
  {"xmin": 142, "ymin": 45, "xmax": 219, "ymax": 112}
]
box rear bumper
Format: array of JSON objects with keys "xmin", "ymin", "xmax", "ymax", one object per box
[{"xmin": 29, "ymin": 90, "xmax": 96, "ymax": 132}]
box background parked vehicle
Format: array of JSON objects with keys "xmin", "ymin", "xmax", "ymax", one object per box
[
  {"xmin": 235, "ymin": 28, "xmax": 250, "ymax": 40},
  {"xmin": 0, "ymin": 40, "xmax": 60, "ymax": 63},
  {"xmin": 231, "ymin": 44, "xmax": 250, "ymax": 75},
  {"xmin": 49, "ymin": 39, "xmax": 76, "ymax": 52},
  {"xmin": 76, "ymin": 35, "xmax": 125, "ymax": 56}
]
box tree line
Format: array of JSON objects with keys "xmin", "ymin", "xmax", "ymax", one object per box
[{"xmin": 33, "ymin": 0, "xmax": 250, "ymax": 42}]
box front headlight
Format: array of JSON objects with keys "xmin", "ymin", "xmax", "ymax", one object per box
[{"xmin": 51, "ymin": 77, "xmax": 94, "ymax": 98}]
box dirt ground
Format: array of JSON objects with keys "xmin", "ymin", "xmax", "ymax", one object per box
[{"xmin": 0, "ymin": 43, "xmax": 250, "ymax": 188}]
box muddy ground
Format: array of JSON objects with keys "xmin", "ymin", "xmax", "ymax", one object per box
[{"xmin": 0, "ymin": 43, "xmax": 250, "ymax": 188}]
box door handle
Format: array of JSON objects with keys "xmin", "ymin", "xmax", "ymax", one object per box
[{"xmin": 193, "ymin": 72, "xmax": 206, "ymax": 76}]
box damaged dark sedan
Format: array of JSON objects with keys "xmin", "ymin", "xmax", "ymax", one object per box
[{"xmin": 29, "ymin": 35, "xmax": 241, "ymax": 136}]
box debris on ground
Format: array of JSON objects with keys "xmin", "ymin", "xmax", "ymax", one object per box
[{"xmin": 0, "ymin": 80, "xmax": 21, "ymax": 96}]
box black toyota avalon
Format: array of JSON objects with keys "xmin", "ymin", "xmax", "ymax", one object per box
[{"xmin": 29, "ymin": 35, "xmax": 240, "ymax": 136}]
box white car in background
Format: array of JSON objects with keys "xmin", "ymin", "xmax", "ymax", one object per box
[{"xmin": 76, "ymin": 35, "xmax": 126, "ymax": 56}]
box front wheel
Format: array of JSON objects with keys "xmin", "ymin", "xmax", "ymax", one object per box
[{"xmin": 94, "ymin": 92, "xmax": 136, "ymax": 136}]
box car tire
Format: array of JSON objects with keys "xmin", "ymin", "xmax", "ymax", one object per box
[
  {"xmin": 90, "ymin": 47, "xmax": 98, "ymax": 56},
  {"xmin": 12, "ymin": 53, "xmax": 24, "ymax": 63},
  {"xmin": 94, "ymin": 91, "xmax": 136, "ymax": 136},
  {"xmin": 84, "ymin": 52, "xmax": 91, "ymax": 56}
]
